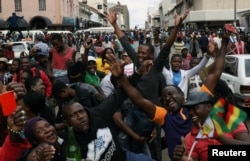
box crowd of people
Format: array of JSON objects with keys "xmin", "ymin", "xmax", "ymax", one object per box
[{"xmin": 0, "ymin": 9, "xmax": 250, "ymax": 161}]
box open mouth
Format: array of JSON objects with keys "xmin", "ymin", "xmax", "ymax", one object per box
[
  {"xmin": 80, "ymin": 121, "xmax": 87, "ymax": 125},
  {"xmin": 191, "ymin": 116, "xmax": 198, "ymax": 122},
  {"xmin": 89, "ymin": 68, "xmax": 95, "ymax": 73},
  {"xmin": 168, "ymin": 99, "xmax": 175, "ymax": 107},
  {"xmin": 47, "ymin": 133, "xmax": 56, "ymax": 140},
  {"xmin": 138, "ymin": 58, "xmax": 143, "ymax": 64}
]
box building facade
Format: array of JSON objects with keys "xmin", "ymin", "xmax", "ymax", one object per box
[
  {"xmin": 87, "ymin": 0, "xmax": 108, "ymax": 26},
  {"xmin": 79, "ymin": 0, "xmax": 92, "ymax": 30},
  {"xmin": 165, "ymin": 0, "xmax": 250, "ymax": 32},
  {"xmin": 108, "ymin": 2, "xmax": 130, "ymax": 30},
  {"xmin": 147, "ymin": 4, "xmax": 160, "ymax": 29},
  {"xmin": 0, "ymin": 0, "xmax": 79, "ymax": 31},
  {"xmin": 159, "ymin": 0, "xmax": 176, "ymax": 30}
]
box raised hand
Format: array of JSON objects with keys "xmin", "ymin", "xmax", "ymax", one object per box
[
  {"xmin": 137, "ymin": 60, "xmax": 153, "ymax": 75},
  {"xmin": 83, "ymin": 38, "xmax": 93, "ymax": 50},
  {"xmin": 6, "ymin": 82, "xmax": 26, "ymax": 98},
  {"xmin": 7, "ymin": 106, "xmax": 27, "ymax": 132},
  {"xmin": 175, "ymin": 10, "xmax": 189, "ymax": 28},
  {"xmin": 221, "ymin": 25, "xmax": 232, "ymax": 44},
  {"xmin": 106, "ymin": 54, "xmax": 125, "ymax": 77},
  {"xmin": 105, "ymin": 10, "xmax": 118, "ymax": 26},
  {"xmin": 26, "ymin": 142, "xmax": 56, "ymax": 161}
]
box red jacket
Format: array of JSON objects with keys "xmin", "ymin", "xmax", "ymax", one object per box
[
  {"xmin": 31, "ymin": 68, "xmax": 52, "ymax": 97},
  {"xmin": 13, "ymin": 67, "xmax": 52, "ymax": 97},
  {"xmin": 3, "ymin": 50, "xmax": 14, "ymax": 60},
  {"xmin": 0, "ymin": 135, "xmax": 31, "ymax": 161}
]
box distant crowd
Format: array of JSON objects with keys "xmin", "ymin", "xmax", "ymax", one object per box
[{"xmin": 0, "ymin": 9, "xmax": 250, "ymax": 161}]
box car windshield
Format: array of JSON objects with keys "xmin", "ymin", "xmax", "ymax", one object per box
[
  {"xmin": 21, "ymin": 31, "xmax": 32, "ymax": 38},
  {"xmin": 12, "ymin": 44, "xmax": 26, "ymax": 52},
  {"xmin": 245, "ymin": 59, "xmax": 250, "ymax": 77}
]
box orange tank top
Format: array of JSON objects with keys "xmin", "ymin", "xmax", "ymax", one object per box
[{"xmin": 51, "ymin": 48, "xmax": 74, "ymax": 70}]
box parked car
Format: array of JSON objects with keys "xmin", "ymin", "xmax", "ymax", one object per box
[
  {"xmin": 220, "ymin": 54, "xmax": 250, "ymax": 108},
  {"xmin": 2, "ymin": 41, "xmax": 33, "ymax": 58}
]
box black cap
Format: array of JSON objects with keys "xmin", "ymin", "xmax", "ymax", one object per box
[{"xmin": 184, "ymin": 91, "xmax": 214, "ymax": 107}]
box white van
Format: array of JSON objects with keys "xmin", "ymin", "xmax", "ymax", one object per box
[
  {"xmin": 84, "ymin": 27, "xmax": 114, "ymax": 34},
  {"xmin": 0, "ymin": 30, "xmax": 45, "ymax": 42},
  {"xmin": 47, "ymin": 30, "xmax": 73, "ymax": 35}
]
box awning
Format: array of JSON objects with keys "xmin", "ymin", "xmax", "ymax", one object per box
[
  {"xmin": 237, "ymin": 10, "xmax": 250, "ymax": 17},
  {"xmin": 17, "ymin": 19, "xmax": 29, "ymax": 27},
  {"xmin": 4, "ymin": 19, "xmax": 29, "ymax": 28},
  {"xmin": 62, "ymin": 17, "xmax": 75, "ymax": 26},
  {"xmin": 30, "ymin": 16, "xmax": 53, "ymax": 26}
]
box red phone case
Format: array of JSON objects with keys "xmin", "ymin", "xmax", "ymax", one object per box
[{"xmin": 224, "ymin": 24, "xmax": 237, "ymax": 34}]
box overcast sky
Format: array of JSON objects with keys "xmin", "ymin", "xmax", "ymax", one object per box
[{"xmin": 109, "ymin": 0, "xmax": 161, "ymax": 29}]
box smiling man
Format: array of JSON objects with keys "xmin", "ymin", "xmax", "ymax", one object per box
[
  {"xmin": 106, "ymin": 53, "xmax": 192, "ymax": 160},
  {"xmin": 105, "ymin": 26, "xmax": 232, "ymax": 160}
]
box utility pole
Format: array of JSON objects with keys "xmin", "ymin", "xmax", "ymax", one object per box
[{"xmin": 234, "ymin": 0, "xmax": 236, "ymax": 27}]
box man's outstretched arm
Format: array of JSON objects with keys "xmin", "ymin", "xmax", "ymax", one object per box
[
  {"xmin": 203, "ymin": 29, "xmax": 230, "ymax": 93},
  {"xmin": 165, "ymin": 11, "xmax": 189, "ymax": 48},
  {"xmin": 105, "ymin": 10, "xmax": 125, "ymax": 39},
  {"xmin": 106, "ymin": 54, "xmax": 156, "ymax": 119}
]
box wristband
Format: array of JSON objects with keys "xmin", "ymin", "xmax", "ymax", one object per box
[{"xmin": 7, "ymin": 126, "xmax": 25, "ymax": 138}]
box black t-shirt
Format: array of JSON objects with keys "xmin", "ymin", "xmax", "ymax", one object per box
[{"xmin": 74, "ymin": 89, "xmax": 127, "ymax": 161}]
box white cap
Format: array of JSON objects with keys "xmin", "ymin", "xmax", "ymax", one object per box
[
  {"xmin": 88, "ymin": 56, "xmax": 96, "ymax": 62},
  {"xmin": 0, "ymin": 57, "xmax": 8, "ymax": 63}
]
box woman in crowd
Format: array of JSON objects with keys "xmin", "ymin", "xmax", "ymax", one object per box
[
  {"xmin": 23, "ymin": 116, "xmax": 65, "ymax": 161},
  {"xmin": 96, "ymin": 47, "xmax": 115, "ymax": 75}
]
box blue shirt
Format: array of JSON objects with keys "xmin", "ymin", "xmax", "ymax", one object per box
[
  {"xmin": 164, "ymin": 108, "xmax": 192, "ymax": 160},
  {"xmin": 173, "ymin": 71, "xmax": 181, "ymax": 85}
]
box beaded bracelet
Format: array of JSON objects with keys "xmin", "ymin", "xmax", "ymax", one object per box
[
  {"xmin": 7, "ymin": 126, "xmax": 26, "ymax": 138},
  {"xmin": 7, "ymin": 126, "xmax": 23, "ymax": 134}
]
